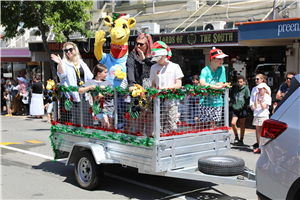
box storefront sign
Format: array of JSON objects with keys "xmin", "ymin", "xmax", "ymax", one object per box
[
  {"xmin": 238, "ymin": 18, "xmax": 300, "ymax": 41},
  {"xmin": 47, "ymin": 43, "xmax": 64, "ymax": 51},
  {"xmin": 0, "ymin": 48, "xmax": 31, "ymax": 57},
  {"xmin": 29, "ymin": 30, "xmax": 239, "ymax": 53},
  {"xmin": 0, "ymin": 57, "xmax": 31, "ymax": 62},
  {"xmin": 3, "ymin": 73, "xmax": 12, "ymax": 78},
  {"xmin": 278, "ymin": 22, "xmax": 300, "ymax": 36},
  {"xmin": 152, "ymin": 30, "xmax": 238, "ymax": 47}
]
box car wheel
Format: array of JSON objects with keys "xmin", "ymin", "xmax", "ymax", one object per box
[
  {"xmin": 74, "ymin": 151, "xmax": 104, "ymax": 190},
  {"xmin": 198, "ymin": 155, "xmax": 245, "ymax": 176}
]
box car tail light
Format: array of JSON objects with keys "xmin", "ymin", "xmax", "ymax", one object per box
[{"xmin": 260, "ymin": 119, "xmax": 287, "ymax": 146}]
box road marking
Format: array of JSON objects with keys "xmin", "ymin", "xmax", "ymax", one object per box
[
  {"xmin": 0, "ymin": 144, "xmax": 53, "ymax": 160},
  {"xmin": 1, "ymin": 142, "xmax": 23, "ymax": 146},
  {"xmin": 0, "ymin": 144, "xmax": 197, "ymax": 200},
  {"xmin": 26, "ymin": 140, "xmax": 43, "ymax": 144}
]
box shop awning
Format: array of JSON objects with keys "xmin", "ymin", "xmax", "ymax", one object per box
[{"xmin": 236, "ymin": 18, "xmax": 300, "ymax": 46}]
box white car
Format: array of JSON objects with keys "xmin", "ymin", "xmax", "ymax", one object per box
[{"xmin": 256, "ymin": 74, "xmax": 300, "ymax": 200}]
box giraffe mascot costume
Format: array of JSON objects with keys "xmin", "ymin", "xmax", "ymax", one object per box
[{"xmin": 94, "ymin": 13, "xmax": 136, "ymax": 87}]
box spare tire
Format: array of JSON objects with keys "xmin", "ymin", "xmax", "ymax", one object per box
[{"xmin": 198, "ymin": 155, "xmax": 245, "ymax": 176}]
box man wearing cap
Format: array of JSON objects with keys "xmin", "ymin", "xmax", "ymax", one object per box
[
  {"xmin": 198, "ymin": 47, "xmax": 228, "ymax": 127},
  {"xmin": 149, "ymin": 41, "xmax": 184, "ymax": 133}
]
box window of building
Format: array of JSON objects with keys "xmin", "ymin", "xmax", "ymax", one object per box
[
  {"xmin": 185, "ymin": 27, "xmax": 197, "ymax": 32},
  {"xmin": 13, "ymin": 62, "xmax": 27, "ymax": 78},
  {"xmin": 1, "ymin": 62, "xmax": 13, "ymax": 79},
  {"xmin": 120, "ymin": 0, "xmax": 129, "ymax": 5}
]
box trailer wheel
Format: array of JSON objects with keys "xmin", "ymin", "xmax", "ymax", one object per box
[
  {"xmin": 198, "ymin": 155, "xmax": 245, "ymax": 176},
  {"xmin": 74, "ymin": 151, "xmax": 104, "ymax": 190}
]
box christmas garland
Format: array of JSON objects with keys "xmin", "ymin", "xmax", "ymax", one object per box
[
  {"xmin": 49, "ymin": 121, "xmax": 155, "ymax": 160},
  {"xmin": 56, "ymin": 84, "xmax": 230, "ymax": 98}
]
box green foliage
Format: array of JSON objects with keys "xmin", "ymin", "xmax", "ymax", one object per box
[{"xmin": 1, "ymin": 1, "xmax": 94, "ymax": 43}]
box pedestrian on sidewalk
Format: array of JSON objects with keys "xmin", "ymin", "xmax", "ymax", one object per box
[
  {"xmin": 30, "ymin": 75, "xmax": 44, "ymax": 118},
  {"xmin": 11, "ymin": 79, "xmax": 22, "ymax": 115},
  {"xmin": 249, "ymin": 73, "xmax": 271, "ymax": 150},
  {"xmin": 17, "ymin": 77, "xmax": 30, "ymax": 116},
  {"xmin": 272, "ymin": 71, "xmax": 296, "ymax": 113},
  {"xmin": 4, "ymin": 79, "xmax": 13, "ymax": 116},
  {"xmin": 231, "ymin": 75, "xmax": 250, "ymax": 146},
  {"xmin": 252, "ymin": 82, "xmax": 272, "ymax": 153}
]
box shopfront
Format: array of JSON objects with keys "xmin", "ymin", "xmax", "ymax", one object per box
[
  {"xmin": 0, "ymin": 48, "xmax": 35, "ymax": 81},
  {"xmin": 29, "ymin": 25, "xmax": 290, "ymax": 86},
  {"xmin": 236, "ymin": 17, "xmax": 300, "ymax": 99},
  {"xmin": 152, "ymin": 29, "xmax": 239, "ymax": 84}
]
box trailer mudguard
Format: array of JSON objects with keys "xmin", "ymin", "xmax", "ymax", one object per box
[{"xmin": 66, "ymin": 142, "xmax": 120, "ymax": 165}]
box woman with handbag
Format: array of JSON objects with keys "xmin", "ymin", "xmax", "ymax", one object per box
[{"xmin": 30, "ymin": 75, "xmax": 44, "ymax": 118}]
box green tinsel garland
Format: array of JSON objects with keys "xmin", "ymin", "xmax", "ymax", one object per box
[
  {"xmin": 49, "ymin": 124, "xmax": 155, "ymax": 160},
  {"xmin": 56, "ymin": 84, "xmax": 229, "ymax": 99}
]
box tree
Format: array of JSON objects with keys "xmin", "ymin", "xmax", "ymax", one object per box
[{"xmin": 1, "ymin": 1, "xmax": 94, "ymax": 83}]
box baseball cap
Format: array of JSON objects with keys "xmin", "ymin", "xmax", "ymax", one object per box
[
  {"xmin": 209, "ymin": 47, "xmax": 228, "ymax": 61},
  {"xmin": 151, "ymin": 41, "xmax": 172, "ymax": 62}
]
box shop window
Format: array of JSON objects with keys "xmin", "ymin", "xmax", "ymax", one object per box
[
  {"xmin": 120, "ymin": 0, "xmax": 129, "ymax": 5},
  {"xmin": 26, "ymin": 62, "xmax": 41, "ymax": 82},
  {"xmin": 13, "ymin": 62, "xmax": 27, "ymax": 78},
  {"xmin": 185, "ymin": 27, "xmax": 197, "ymax": 32},
  {"xmin": 1, "ymin": 62, "xmax": 13, "ymax": 78}
]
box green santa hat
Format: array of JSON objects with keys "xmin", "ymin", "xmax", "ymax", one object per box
[
  {"xmin": 112, "ymin": 13, "xmax": 129, "ymax": 22},
  {"xmin": 151, "ymin": 41, "xmax": 172, "ymax": 62}
]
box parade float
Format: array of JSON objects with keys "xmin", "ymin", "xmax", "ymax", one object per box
[{"xmin": 49, "ymin": 13, "xmax": 255, "ymax": 191}]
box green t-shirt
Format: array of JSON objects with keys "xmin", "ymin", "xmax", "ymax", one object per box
[
  {"xmin": 232, "ymin": 85, "xmax": 250, "ymax": 111},
  {"xmin": 199, "ymin": 65, "xmax": 226, "ymax": 107}
]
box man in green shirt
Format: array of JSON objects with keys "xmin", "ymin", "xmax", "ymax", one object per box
[{"xmin": 231, "ymin": 75, "xmax": 250, "ymax": 146}]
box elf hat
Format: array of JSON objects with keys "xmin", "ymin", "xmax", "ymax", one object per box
[
  {"xmin": 151, "ymin": 41, "xmax": 172, "ymax": 62},
  {"xmin": 112, "ymin": 13, "xmax": 129, "ymax": 22},
  {"xmin": 209, "ymin": 47, "xmax": 228, "ymax": 61}
]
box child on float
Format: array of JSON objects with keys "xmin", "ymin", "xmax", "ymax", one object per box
[
  {"xmin": 78, "ymin": 64, "xmax": 114, "ymax": 129},
  {"xmin": 149, "ymin": 41, "xmax": 184, "ymax": 133},
  {"xmin": 198, "ymin": 47, "xmax": 228, "ymax": 129},
  {"xmin": 252, "ymin": 82, "xmax": 272, "ymax": 154},
  {"xmin": 191, "ymin": 75, "xmax": 201, "ymax": 122}
]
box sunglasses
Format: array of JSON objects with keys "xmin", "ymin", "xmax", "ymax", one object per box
[
  {"xmin": 63, "ymin": 48, "xmax": 74, "ymax": 53},
  {"xmin": 136, "ymin": 42, "xmax": 145, "ymax": 47},
  {"xmin": 255, "ymin": 78, "xmax": 260, "ymax": 81},
  {"xmin": 286, "ymin": 78, "xmax": 292, "ymax": 80}
]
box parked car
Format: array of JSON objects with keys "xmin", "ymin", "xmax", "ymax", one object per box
[
  {"xmin": 254, "ymin": 63, "xmax": 286, "ymax": 77},
  {"xmin": 256, "ymin": 74, "xmax": 300, "ymax": 200}
]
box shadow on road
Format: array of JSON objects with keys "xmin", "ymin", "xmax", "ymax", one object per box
[
  {"xmin": 32, "ymin": 161, "xmax": 77, "ymax": 186},
  {"xmin": 230, "ymin": 145, "xmax": 254, "ymax": 153},
  {"xmin": 31, "ymin": 162, "xmax": 248, "ymax": 199}
]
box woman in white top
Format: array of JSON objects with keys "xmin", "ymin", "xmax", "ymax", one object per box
[
  {"xmin": 51, "ymin": 42, "xmax": 93, "ymax": 126},
  {"xmin": 252, "ymin": 82, "xmax": 272, "ymax": 154}
]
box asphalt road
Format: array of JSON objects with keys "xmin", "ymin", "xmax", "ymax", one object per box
[{"xmin": 1, "ymin": 115, "xmax": 260, "ymax": 200}]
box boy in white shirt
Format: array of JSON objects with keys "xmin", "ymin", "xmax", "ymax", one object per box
[{"xmin": 149, "ymin": 41, "xmax": 184, "ymax": 133}]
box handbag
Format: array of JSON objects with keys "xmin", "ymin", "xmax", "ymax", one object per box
[{"xmin": 15, "ymin": 93, "xmax": 23, "ymax": 100}]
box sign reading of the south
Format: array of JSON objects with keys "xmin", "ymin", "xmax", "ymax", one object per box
[{"xmin": 153, "ymin": 29, "xmax": 238, "ymax": 47}]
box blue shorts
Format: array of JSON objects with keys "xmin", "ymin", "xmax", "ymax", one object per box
[{"xmin": 96, "ymin": 113, "xmax": 114, "ymax": 120}]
